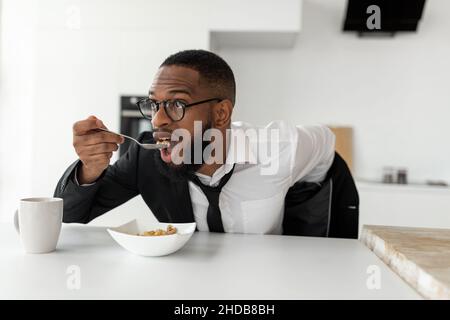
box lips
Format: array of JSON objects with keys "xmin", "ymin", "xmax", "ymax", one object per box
[
  {"xmin": 153, "ymin": 131, "xmax": 174, "ymax": 151},
  {"xmin": 153, "ymin": 130, "xmax": 174, "ymax": 163},
  {"xmin": 153, "ymin": 131, "xmax": 172, "ymax": 144}
]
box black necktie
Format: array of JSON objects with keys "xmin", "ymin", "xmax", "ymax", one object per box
[{"xmin": 189, "ymin": 164, "xmax": 235, "ymax": 233}]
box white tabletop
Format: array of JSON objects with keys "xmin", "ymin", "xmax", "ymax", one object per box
[{"xmin": 0, "ymin": 222, "xmax": 421, "ymax": 299}]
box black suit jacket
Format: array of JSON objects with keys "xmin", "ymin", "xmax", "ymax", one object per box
[
  {"xmin": 54, "ymin": 132, "xmax": 195, "ymax": 224},
  {"xmin": 54, "ymin": 132, "xmax": 359, "ymax": 238}
]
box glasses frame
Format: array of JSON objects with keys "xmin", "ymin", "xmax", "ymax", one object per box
[{"xmin": 136, "ymin": 97, "xmax": 222, "ymax": 122}]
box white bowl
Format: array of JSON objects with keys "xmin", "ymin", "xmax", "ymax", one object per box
[{"xmin": 107, "ymin": 220, "xmax": 196, "ymax": 257}]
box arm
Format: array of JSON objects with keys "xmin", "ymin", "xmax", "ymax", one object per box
[{"xmin": 54, "ymin": 127, "xmax": 142, "ymax": 224}]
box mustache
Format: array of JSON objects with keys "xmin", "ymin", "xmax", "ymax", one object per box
[
  {"xmin": 152, "ymin": 126, "xmax": 207, "ymax": 143},
  {"xmin": 152, "ymin": 128, "xmax": 172, "ymax": 133}
]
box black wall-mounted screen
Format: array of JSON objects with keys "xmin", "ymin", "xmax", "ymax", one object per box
[{"xmin": 343, "ymin": 0, "xmax": 426, "ymax": 33}]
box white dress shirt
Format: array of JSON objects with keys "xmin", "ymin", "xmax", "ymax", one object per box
[
  {"xmin": 189, "ymin": 121, "xmax": 335, "ymax": 235},
  {"xmin": 76, "ymin": 121, "xmax": 335, "ymax": 235}
]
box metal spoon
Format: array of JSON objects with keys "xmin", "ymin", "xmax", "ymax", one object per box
[{"xmin": 97, "ymin": 128, "xmax": 167, "ymax": 150}]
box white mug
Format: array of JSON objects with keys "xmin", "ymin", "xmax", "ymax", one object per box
[{"xmin": 14, "ymin": 197, "xmax": 63, "ymax": 254}]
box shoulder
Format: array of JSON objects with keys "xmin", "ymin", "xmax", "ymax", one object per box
[
  {"xmin": 231, "ymin": 120, "xmax": 297, "ymax": 140},
  {"xmin": 230, "ymin": 120, "xmax": 334, "ymax": 149},
  {"xmin": 229, "ymin": 121, "xmax": 296, "ymax": 175}
]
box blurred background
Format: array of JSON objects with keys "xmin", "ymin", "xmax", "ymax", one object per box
[{"xmin": 1, "ymin": 0, "xmax": 449, "ymax": 232}]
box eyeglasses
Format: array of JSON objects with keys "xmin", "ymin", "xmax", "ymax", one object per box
[{"xmin": 136, "ymin": 98, "xmax": 222, "ymax": 122}]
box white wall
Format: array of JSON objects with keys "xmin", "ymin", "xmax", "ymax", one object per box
[
  {"xmin": 0, "ymin": 0, "xmax": 300, "ymax": 222},
  {"xmin": 0, "ymin": 0, "xmax": 36, "ymax": 222},
  {"xmin": 217, "ymin": 0, "xmax": 450, "ymax": 184}
]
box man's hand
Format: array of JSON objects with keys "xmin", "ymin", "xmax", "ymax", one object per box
[{"xmin": 72, "ymin": 115, "xmax": 125, "ymax": 184}]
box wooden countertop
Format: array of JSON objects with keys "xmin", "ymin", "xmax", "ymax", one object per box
[{"xmin": 361, "ymin": 225, "xmax": 450, "ymax": 299}]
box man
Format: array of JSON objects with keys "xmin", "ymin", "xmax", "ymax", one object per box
[{"xmin": 55, "ymin": 49, "xmax": 359, "ymax": 238}]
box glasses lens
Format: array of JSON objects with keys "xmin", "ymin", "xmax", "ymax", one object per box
[
  {"xmin": 138, "ymin": 99, "xmax": 157, "ymax": 119},
  {"xmin": 165, "ymin": 100, "xmax": 185, "ymax": 121}
]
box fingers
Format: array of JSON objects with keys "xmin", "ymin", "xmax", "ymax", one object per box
[
  {"xmin": 72, "ymin": 115, "xmax": 124, "ymax": 147},
  {"xmin": 73, "ymin": 115, "xmax": 108, "ymax": 136},
  {"xmin": 72, "ymin": 116, "xmax": 126, "ymax": 178},
  {"xmin": 85, "ymin": 152, "xmax": 113, "ymax": 163},
  {"xmin": 78, "ymin": 143, "xmax": 119, "ymax": 157},
  {"xmin": 74, "ymin": 131, "xmax": 124, "ymax": 146},
  {"xmin": 81, "ymin": 153, "xmax": 113, "ymax": 169},
  {"xmin": 72, "ymin": 116, "xmax": 120, "ymax": 182}
]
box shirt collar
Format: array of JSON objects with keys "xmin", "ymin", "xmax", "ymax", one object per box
[{"xmin": 194, "ymin": 122, "xmax": 256, "ymax": 186}]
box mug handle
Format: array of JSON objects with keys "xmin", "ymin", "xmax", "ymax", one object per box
[{"xmin": 14, "ymin": 209, "xmax": 20, "ymax": 234}]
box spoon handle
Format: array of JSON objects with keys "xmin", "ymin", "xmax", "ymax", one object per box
[
  {"xmin": 97, "ymin": 128, "xmax": 140, "ymax": 145},
  {"xmin": 96, "ymin": 127, "xmax": 166, "ymax": 150}
]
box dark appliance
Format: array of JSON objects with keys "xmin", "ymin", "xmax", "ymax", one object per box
[
  {"xmin": 343, "ymin": 0, "xmax": 426, "ymax": 36},
  {"xmin": 119, "ymin": 95, "xmax": 152, "ymax": 156}
]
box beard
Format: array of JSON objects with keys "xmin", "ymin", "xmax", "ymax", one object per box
[{"xmin": 153, "ymin": 121, "xmax": 213, "ymax": 182}]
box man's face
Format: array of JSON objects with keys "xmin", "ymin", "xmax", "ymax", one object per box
[{"xmin": 149, "ymin": 65, "xmax": 214, "ymax": 174}]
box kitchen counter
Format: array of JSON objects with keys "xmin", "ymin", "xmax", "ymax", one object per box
[
  {"xmin": 361, "ymin": 225, "xmax": 450, "ymax": 299},
  {"xmin": 0, "ymin": 222, "xmax": 420, "ymax": 299}
]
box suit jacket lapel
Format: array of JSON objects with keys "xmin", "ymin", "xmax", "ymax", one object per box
[{"xmin": 169, "ymin": 178, "xmax": 195, "ymax": 223}]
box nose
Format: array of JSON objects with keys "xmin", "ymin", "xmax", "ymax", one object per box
[{"xmin": 151, "ymin": 105, "xmax": 172, "ymax": 129}]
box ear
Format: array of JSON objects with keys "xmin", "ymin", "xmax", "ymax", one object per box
[{"xmin": 212, "ymin": 99, "xmax": 233, "ymax": 128}]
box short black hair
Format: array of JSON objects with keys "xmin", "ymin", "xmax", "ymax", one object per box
[{"xmin": 160, "ymin": 49, "xmax": 236, "ymax": 105}]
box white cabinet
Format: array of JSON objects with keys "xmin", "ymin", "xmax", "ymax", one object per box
[
  {"xmin": 357, "ymin": 181, "xmax": 450, "ymax": 234},
  {"xmin": 209, "ymin": 0, "xmax": 301, "ymax": 49}
]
